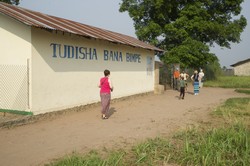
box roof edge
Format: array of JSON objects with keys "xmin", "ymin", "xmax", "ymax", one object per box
[{"xmin": 230, "ymin": 58, "xmax": 250, "ymax": 67}]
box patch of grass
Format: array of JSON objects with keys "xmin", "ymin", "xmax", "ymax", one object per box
[
  {"xmin": 0, "ymin": 109, "xmax": 33, "ymax": 115},
  {"xmin": 235, "ymin": 89, "xmax": 250, "ymax": 95},
  {"xmin": 131, "ymin": 137, "xmax": 174, "ymax": 165},
  {"xmin": 48, "ymin": 151, "xmax": 103, "ymax": 166},
  {"xmin": 176, "ymin": 123, "xmax": 250, "ymax": 166},
  {"xmin": 213, "ymin": 98, "xmax": 250, "ymax": 123},
  {"xmin": 204, "ymin": 76, "xmax": 250, "ymax": 88},
  {"xmin": 47, "ymin": 150, "xmax": 127, "ymax": 166}
]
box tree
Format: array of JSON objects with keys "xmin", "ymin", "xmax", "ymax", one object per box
[
  {"xmin": 119, "ymin": 0, "xmax": 247, "ymax": 69},
  {"xmin": 0, "ymin": 0, "xmax": 19, "ymax": 5},
  {"xmin": 203, "ymin": 59, "xmax": 222, "ymax": 80}
]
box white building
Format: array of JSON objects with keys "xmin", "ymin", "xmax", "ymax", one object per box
[
  {"xmin": 231, "ymin": 58, "xmax": 250, "ymax": 76},
  {"xmin": 0, "ymin": 2, "xmax": 163, "ymax": 115}
]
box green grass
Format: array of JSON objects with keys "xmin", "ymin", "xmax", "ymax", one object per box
[
  {"xmin": 176, "ymin": 123, "xmax": 250, "ymax": 166},
  {"xmin": 235, "ymin": 89, "xmax": 250, "ymax": 95},
  {"xmin": 130, "ymin": 137, "xmax": 173, "ymax": 165},
  {"xmin": 48, "ymin": 150, "xmax": 126, "ymax": 166},
  {"xmin": 0, "ymin": 109, "xmax": 33, "ymax": 115},
  {"xmin": 204, "ymin": 76, "xmax": 250, "ymax": 88},
  {"xmin": 213, "ymin": 98, "xmax": 250, "ymax": 127}
]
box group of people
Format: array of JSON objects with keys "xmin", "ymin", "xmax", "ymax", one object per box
[
  {"xmin": 98, "ymin": 68, "xmax": 205, "ymax": 120},
  {"xmin": 173, "ymin": 68, "xmax": 205, "ymax": 99}
]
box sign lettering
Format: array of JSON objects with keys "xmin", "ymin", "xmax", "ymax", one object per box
[{"xmin": 51, "ymin": 43, "xmax": 141, "ymax": 63}]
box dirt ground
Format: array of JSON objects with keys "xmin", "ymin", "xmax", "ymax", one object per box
[{"xmin": 0, "ymin": 87, "xmax": 248, "ymax": 166}]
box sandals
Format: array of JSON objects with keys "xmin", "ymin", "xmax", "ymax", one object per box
[{"xmin": 102, "ymin": 116, "xmax": 108, "ymax": 119}]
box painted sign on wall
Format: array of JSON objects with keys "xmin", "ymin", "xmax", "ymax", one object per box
[{"xmin": 50, "ymin": 43, "xmax": 141, "ymax": 63}]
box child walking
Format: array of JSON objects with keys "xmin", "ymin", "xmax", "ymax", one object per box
[{"xmin": 179, "ymin": 76, "xmax": 185, "ymax": 99}]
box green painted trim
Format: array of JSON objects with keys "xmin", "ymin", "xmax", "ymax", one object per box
[{"xmin": 0, "ymin": 109, "xmax": 33, "ymax": 115}]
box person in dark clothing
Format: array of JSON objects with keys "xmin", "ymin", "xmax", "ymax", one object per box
[{"xmin": 179, "ymin": 76, "xmax": 185, "ymax": 99}]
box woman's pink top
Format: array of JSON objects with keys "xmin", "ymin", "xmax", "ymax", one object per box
[{"xmin": 100, "ymin": 77, "xmax": 111, "ymax": 94}]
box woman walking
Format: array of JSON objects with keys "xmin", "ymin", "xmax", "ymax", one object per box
[
  {"xmin": 99, "ymin": 69, "xmax": 113, "ymax": 119},
  {"xmin": 191, "ymin": 70, "xmax": 199, "ymax": 95}
]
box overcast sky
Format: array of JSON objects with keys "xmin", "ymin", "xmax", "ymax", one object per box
[{"xmin": 19, "ymin": 0, "xmax": 250, "ymax": 68}]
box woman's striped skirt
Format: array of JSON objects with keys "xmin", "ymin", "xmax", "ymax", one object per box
[{"xmin": 193, "ymin": 81, "xmax": 199, "ymax": 94}]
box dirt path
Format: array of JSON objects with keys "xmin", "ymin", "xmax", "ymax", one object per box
[{"xmin": 0, "ymin": 87, "xmax": 248, "ymax": 166}]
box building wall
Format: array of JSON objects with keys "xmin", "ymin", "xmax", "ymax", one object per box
[
  {"xmin": 0, "ymin": 14, "xmax": 31, "ymax": 111},
  {"xmin": 31, "ymin": 28, "xmax": 155, "ymax": 114},
  {"xmin": 0, "ymin": 14, "xmax": 31, "ymax": 65},
  {"xmin": 234, "ymin": 61, "xmax": 250, "ymax": 76}
]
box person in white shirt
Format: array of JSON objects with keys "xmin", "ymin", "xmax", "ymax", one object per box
[
  {"xmin": 183, "ymin": 71, "xmax": 189, "ymax": 91},
  {"xmin": 198, "ymin": 69, "xmax": 205, "ymax": 88}
]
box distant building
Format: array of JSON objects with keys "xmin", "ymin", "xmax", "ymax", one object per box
[
  {"xmin": 222, "ymin": 68, "xmax": 234, "ymax": 76},
  {"xmin": 0, "ymin": 2, "xmax": 163, "ymax": 115},
  {"xmin": 230, "ymin": 58, "xmax": 250, "ymax": 76}
]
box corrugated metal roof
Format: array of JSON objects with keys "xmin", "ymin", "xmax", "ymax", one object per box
[
  {"xmin": 231, "ymin": 58, "xmax": 250, "ymax": 67},
  {"xmin": 0, "ymin": 2, "xmax": 163, "ymax": 52}
]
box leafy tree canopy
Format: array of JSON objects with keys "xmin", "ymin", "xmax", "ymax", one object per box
[
  {"xmin": 0, "ymin": 0, "xmax": 19, "ymax": 5},
  {"xmin": 119, "ymin": 0, "xmax": 247, "ymax": 68}
]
